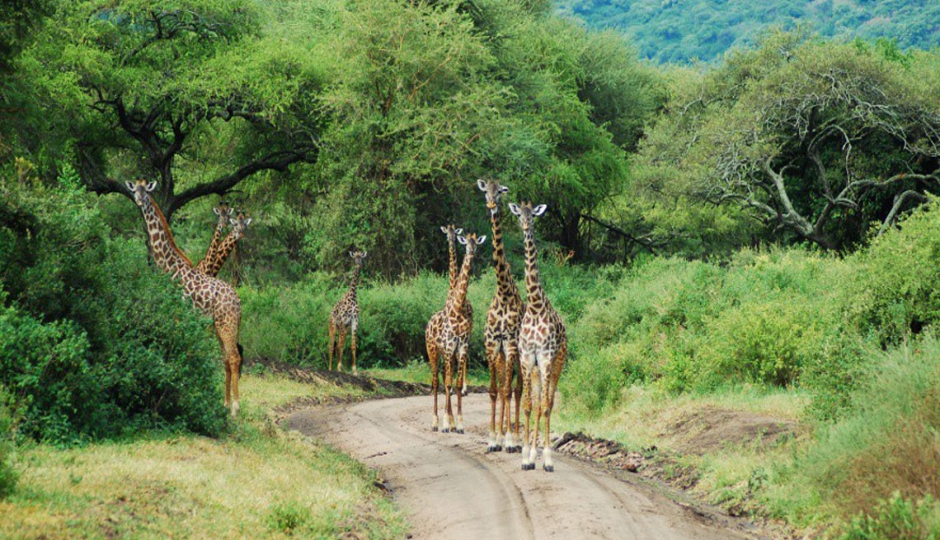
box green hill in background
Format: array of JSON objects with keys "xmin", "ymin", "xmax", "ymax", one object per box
[{"xmin": 556, "ymin": 0, "xmax": 940, "ymax": 63}]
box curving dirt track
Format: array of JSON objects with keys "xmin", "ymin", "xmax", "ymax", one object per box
[{"xmin": 286, "ymin": 393, "xmax": 765, "ymax": 540}]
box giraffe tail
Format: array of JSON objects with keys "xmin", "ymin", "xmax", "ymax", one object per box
[{"xmin": 237, "ymin": 343, "xmax": 244, "ymax": 378}]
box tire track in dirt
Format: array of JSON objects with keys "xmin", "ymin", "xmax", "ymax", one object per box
[{"xmin": 286, "ymin": 393, "xmax": 765, "ymax": 540}]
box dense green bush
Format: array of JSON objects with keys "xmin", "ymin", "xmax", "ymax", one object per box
[
  {"xmin": 842, "ymin": 492, "xmax": 939, "ymax": 540},
  {"xmin": 0, "ymin": 174, "xmax": 226, "ymax": 442},
  {"xmin": 0, "ymin": 385, "xmax": 17, "ymax": 499}
]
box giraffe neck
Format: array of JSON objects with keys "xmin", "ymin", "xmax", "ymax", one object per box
[
  {"xmin": 204, "ymin": 215, "xmax": 227, "ymax": 265},
  {"xmin": 200, "ymin": 230, "xmax": 239, "ymax": 277},
  {"xmin": 140, "ymin": 196, "xmax": 193, "ymax": 275},
  {"xmin": 447, "ymin": 233, "xmax": 458, "ymax": 294},
  {"xmin": 450, "ymin": 247, "xmax": 474, "ymax": 316},
  {"xmin": 522, "ymin": 227, "xmax": 545, "ymax": 310},
  {"xmin": 489, "ymin": 207, "xmax": 519, "ymax": 299},
  {"xmin": 348, "ymin": 263, "xmax": 361, "ymax": 299}
]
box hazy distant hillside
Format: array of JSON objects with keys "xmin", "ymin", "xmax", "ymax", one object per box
[{"xmin": 556, "ymin": 0, "xmax": 940, "ymax": 63}]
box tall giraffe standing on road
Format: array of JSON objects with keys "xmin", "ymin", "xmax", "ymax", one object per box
[
  {"xmin": 426, "ymin": 232, "xmax": 486, "ymax": 433},
  {"xmin": 440, "ymin": 224, "xmax": 473, "ymax": 396},
  {"xmin": 126, "ymin": 180, "xmax": 244, "ymax": 417},
  {"xmin": 478, "ymin": 179, "xmax": 524, "ymax": 453},
  {"xmin": 509, "ymin": 202, "xmax": 567, "ymax": 472},
  {"xmin": 328, "ymin": 250, "xmax": 367, "ymax": 373}
]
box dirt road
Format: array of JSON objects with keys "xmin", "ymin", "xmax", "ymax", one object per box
[{"xmin": 286, "ymin": 393, "xmax": 764, "ymax": 540}]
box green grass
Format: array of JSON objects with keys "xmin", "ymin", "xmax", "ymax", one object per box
[
  {"xmin": 363, "ymin": 358, "xmax": 489, "ymax": 388},
  {"xmin": 0, "ymin": 373, "xmax": 406, "ymax": 540}
]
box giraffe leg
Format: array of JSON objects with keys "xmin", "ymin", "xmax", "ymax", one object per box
[
  {"xmin": 350, "ymin": 320, "xmax": 358, "ymax": 375},
  {"xmin": 227, "ymin": 337, "xmax": 243, "ymax": 418},
  {"xmin": 529, "ymin": 364, "xmax": 543, "ymax": 470},
  {"xmin": 460, "ymin": 348, "xmax": 468, "ymax": 397},
  {"xmin": 443, "ymin": 353, "xmax": 455, "ymax": 433},
  {"xmin": 328, "ymin": 319, "xmax": 337, "ymax": 371},
  {"xmin": 428, "ymin": 343, "xmax": 440, "ymax": 432},
  {"xmin": 455, "ymin": 345, "xmax": 467, "ymax": 434},
  {"xmin": 506, "ymin": 342, "xmax": 524, "ymax": 452},
  {"xmin": 485, "ymin": 339, "xmax": 500, "ymax": 452},
  {"xmin": 336, "ymin": 328, "xmax": 347, "ymax": 373},
  {"xmin": 520, "ymin": 349, "xmax": 536, "ymax": 470},
  {"xmin": 504, "ymin": 340, "xmax": 521, "ymax": 452},
  {"xmin": 543, "ymin": 345, "xmax": 566, "ymax": 472}
]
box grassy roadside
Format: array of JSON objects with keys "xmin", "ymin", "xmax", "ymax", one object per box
[{"xmin": 0, "ymin": 372, "xmax": 406, "ymax": 540}]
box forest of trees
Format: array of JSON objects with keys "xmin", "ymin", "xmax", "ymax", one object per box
[
  {"xmin": 556, "ymin": 0, "xmax": 940, "ymax": 63},
  {"xmin": 5, "ymin": 1, "xmax": 940, "ymax": 535}
]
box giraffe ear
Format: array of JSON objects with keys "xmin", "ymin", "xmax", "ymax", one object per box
[
  {"xmin": 213, "ymin": 207, "xmax": 222, "ymax": 216},
  {"xmin": 477, "ymin": 179, "xmax": 487, "ymax": 191},
  {"xmin": 498, "ymin": 185, "xmax": 509, "ymax": 194},
  {"xmin": 349, "ymin": 251, "xmax": 356, "ymax": 258},
  {"xmin": 244, "ymin": 218, "xmax": 252, "ymax": 227},
  {"xmin": 457, "ymin": 235, "xmax": 467, "ymax": 245},
  {"xmin": 361, "ymin": 250, "xmax": 367, "ymax": 258},
  {"xmin": 476, "ymin": 235, "xmax": 487, "ymax": 245},
  {"xmin": 145, "ymin": 181, "xmax": 157, "ymax": 192},
  {"xmin": 440, "ymin": 226, "xmax": 449, "ymax": 234},
  {"xmin": 455, "ymin": 228, "xmax": 463, "ymax": 235},
  {"xmin": 125, "ymin": 181, "xmax": 134, "ymax": 192},
  {"xmin": 532, "ymin": 204, "xmax": 548, "ymax": 217},
  {"xmin": 508, "ymin": 203, "xmax": 521, "ymax": 216}
]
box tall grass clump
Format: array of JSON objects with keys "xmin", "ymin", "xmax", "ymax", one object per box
[
  {"xmin": 0, "ymin": 171, "xmax": 226, "ymax": 442},
  {"xmin": 798, "ymin": 336, "xmax": 940, "ymax": 524}
]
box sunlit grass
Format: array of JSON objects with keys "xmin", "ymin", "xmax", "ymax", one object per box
[
  {"xmin": 0, "ymin": 373, "xmax": 405, "ymax": 540},
  {"xmin": 363, "ymin": 358, "xmax": 489, "ymax": 388}
]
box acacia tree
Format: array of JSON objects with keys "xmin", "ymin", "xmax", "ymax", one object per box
[
  {"xmin": 18, "ymin": 0, "xmax": 325, "ymax": 218},
  {"xmin": 641, "ymin": 35, "xmax": 940, "ymax": 250}
]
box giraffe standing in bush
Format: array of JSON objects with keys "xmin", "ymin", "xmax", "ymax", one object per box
[
  {"xmin": 426, "ymin": 232, "xmax": 486, "ymax": 433},
  {"xmin": 126, "ymin": 179, "xmax": 244, "ymax": 417},
  {"xmin": 478, "ymin": 179, "xmax": 524, "ymax": 453},
  {"xmin": 195, "ymin": 201, "xmax": 233, "ymax": 274},
  {"xmin": 440, "ymin": 224, "xmax": 473, "ymax": 396},
  {"xmin": 509, "ymin": 202, "xmax": 566, "ymax": 472},
  {"xmin": 328, "ymin": 250, "xmax": 367, "ymax": 373},
  {"xmin": 197, "ymin": 211, "xmax": 252, "ymax": 278}
]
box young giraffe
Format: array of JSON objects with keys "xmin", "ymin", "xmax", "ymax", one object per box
[
  {"xmin": 509, "ymin": 202, "xmax": 567, "ymax": 472},
  {"xmin": 125, "ymin": 180, "xmax": 244, "ymax": 417},
  {"xmin": 426, "ymin": 232, "xmax": 486, "ymax": 433},
  {"xmin": 439, "ymin": 224, "xmax": 473, "ymax": 396},
  {"xmin": 478, "ymin": 179, "xmax": 524, "ymax": 453},
  {"xmin": 328, "ymin": 250, "xmax": 367, "ymax": 373},
  {"xmin": 195, "ymin": 201, "xmax": 234, "ymax": 274},
  {"xmin": 197, "ymin": 211, "xmax": 252, "ymax": 278}
]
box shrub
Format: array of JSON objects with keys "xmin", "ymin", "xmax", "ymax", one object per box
[
  {"xmin": 0, "ymin": 385, "xmax": 18, "ymax": 499},
  {"xmin": 842, "ymin": 493, "xmax": 940, "ymax": 540},
  {"xmin": 0, "ymin": 173, "xmax": 226, "ymax": 441}
]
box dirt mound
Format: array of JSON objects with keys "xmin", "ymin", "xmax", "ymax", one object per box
[{"xmin": 666, "ymin": 408, "xmax": 799, "ymax": 455}]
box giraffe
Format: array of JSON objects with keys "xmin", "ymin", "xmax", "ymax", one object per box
[
  {"xmin": 509, "ymin": 202, "xmax": 567, "ymax": 472},
  {"xmin": 478, "ymin": 179, "xmax": 525, "ymax": 453},
  {"xmin": 196, "ymin": 211, "xmax": 252, "ymax": 278},
  {"xmin": 125, "ymin": 180, "xmax": 244, "ymax": 417},
  {"xmin": 328, "ymin": 250, "xmax": 367, "ymax": 373},
  {"xmin": 426, "ymin": 232, "xmax": 486, "ymax": 433},
  {"xmin": 196, "ymin": 201, "xmax": 234, "ymax": 274},
  {"xmin": 439, "ymin": 224, "xmax": 473, "ymax": 396}
]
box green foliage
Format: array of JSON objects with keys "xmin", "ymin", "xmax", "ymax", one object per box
[
  {"xmin": 842, "ymin": 493, "xmax": 939, "ymax": 540},
  {"xmin": 557, "ymin": 0, "xmax": 940, "ymax": 64},
  {"xmin": 266, "ymin": 500, "xmax": 312, "ymax": 535},
  {"xmin": 0, "ymin": 386, "xmax": 18, "ymax": 499},
  {"xmin": 0, "ymin": 173, "xmax": 226, "ymax": 442}
]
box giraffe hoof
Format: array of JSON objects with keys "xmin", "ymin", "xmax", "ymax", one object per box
[
  {"xmin": 442, "ymin": 428, "xmax": 450, "ymax": 434},
  {"xmin": 543, "ymin": 464, "xmax": 554, "ymax": 473},
  {"xmin": 494, "ymin": 445, "xmax": 503, "ymax": 452},
  {"xmin": 456, "ymin": 429, "xmax": 465, "ymax": 435},
  {"xmin": 432, "ymin": 427, "xmax": 438, "ymax": 432}
]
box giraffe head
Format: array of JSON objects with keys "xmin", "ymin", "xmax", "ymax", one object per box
[
  {"xmin": 125, "ymin": 179, "xmax": 157, "ymax": 207},
  {"xmin": 477, "ymin": 178, "xmax": 510, "ymax": 216},
  {"xmin": 213, "ymin": 202, "xmax": 234, "ymax": 224},
  {"xmin": 456, "ymin": 232, "xmax": 487, "ymax": 258},
  {"xmin": 439, "ymin": 224, "xmax": 464, "ymax": 244},
  {"xmin": 349, "ymin": 250, "xmax": 368, "ymax": 267},
  {"xmin": 508, "ymin": 202, "xmax": 547, "ymax": 232},
  {"xmin": 228, "ymin": 211, "xmax": 252, "ymax": 240}
]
